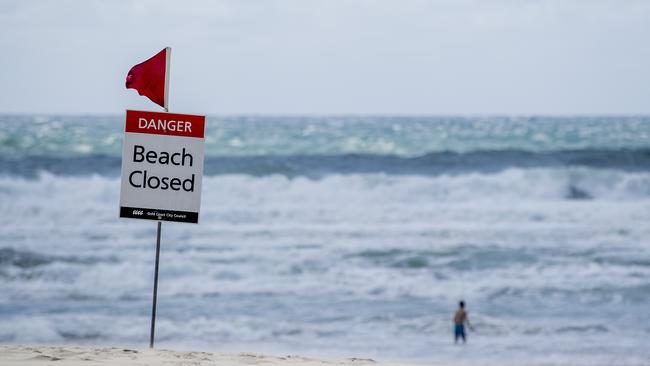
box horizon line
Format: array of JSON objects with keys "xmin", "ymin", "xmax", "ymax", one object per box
[{"xmin": 1, "ymin": 112, "xmax": 650, "ymax": 119}]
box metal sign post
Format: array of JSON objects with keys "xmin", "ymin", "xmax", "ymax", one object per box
[
  {"xmin": 150, "ymin": 221, "xmax": 162, "ymax": 348},
  {"xmin": 129, "ymin": 106, "xmax": 205, "ymax": 347},
  {"xmin": 120, "ymin": 47, "xmax": 206, "ymax": 348}
]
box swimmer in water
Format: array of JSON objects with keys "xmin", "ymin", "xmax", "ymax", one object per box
[{"xmin": 454, "ymin": 301, "xmax": 474, "ymax": 344}]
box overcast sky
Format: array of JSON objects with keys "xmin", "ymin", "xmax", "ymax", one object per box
[{"xmin": 0, "ymin": 0, "xmax": 649, "ymax": 115}]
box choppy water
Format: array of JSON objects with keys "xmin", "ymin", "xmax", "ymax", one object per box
[{"xmin": 1, "ymin": 115, "xmax": 649, "ymax": 365}]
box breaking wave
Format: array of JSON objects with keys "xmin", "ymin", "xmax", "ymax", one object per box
[
  {"xmin": 0, "ymin": 168, "xmax": 649, "ymax": 204},
  {"xmin": 1, "ymin": 148, "xmax": 649, "ymax": 178}
]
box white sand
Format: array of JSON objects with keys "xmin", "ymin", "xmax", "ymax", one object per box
[{"xmin": 0, "ymin": 345, "xmax": 430, "ymax": 366}]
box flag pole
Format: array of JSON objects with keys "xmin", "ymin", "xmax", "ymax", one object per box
[
  {"xmin": 163, "ymin": 46, "xmax": 171, "ymax": 113},
  {"xmin": 150, "ymin": 46, "xmax": 171, "ymax": 349}
]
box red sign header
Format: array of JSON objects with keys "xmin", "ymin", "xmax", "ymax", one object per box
[{"xmin": 125, "ymin": 110, "xmax": 205, "ymax": 138}]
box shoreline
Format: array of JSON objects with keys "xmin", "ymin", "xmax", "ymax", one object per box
[{"xmin": 0, "ymin": 345, "xmax": 436, "ymax": 366}]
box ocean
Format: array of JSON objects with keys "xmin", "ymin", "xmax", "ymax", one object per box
[{"xmin": 1, "ymin": 115, "xmax": 649, "ymax": 365}]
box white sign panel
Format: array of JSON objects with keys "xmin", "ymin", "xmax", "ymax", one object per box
[{"xmin": 119, "ymin": 109, "xmax": 205, "ymax": 223}]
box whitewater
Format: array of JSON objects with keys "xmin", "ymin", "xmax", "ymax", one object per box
[{"xmin": 1, "ymin": 115, "xmax": 649, "ymax": 365}]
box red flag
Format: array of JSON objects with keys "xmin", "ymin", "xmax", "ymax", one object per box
[{"xmin": 126, "ymin": 47, "xmax": 170, "ymax": 109}]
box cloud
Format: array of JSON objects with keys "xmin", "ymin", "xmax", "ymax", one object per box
[{"xmin": 1, "ymin": 0, "xmax": 649, "ymax": 114}]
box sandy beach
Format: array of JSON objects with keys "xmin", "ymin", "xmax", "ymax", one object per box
[{"xmin": 0, "ymin": 345, "xmax": 428, "ymax": 366}]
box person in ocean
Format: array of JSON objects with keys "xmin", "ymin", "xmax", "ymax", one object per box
[{"xmin": 453, "ymin": 301, "xmax": 474, "ymax": 344}]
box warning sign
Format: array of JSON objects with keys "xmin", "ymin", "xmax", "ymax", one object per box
[{"xmin": 119, "ymin": 109, "xmax": 205, "ymax": 223}]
